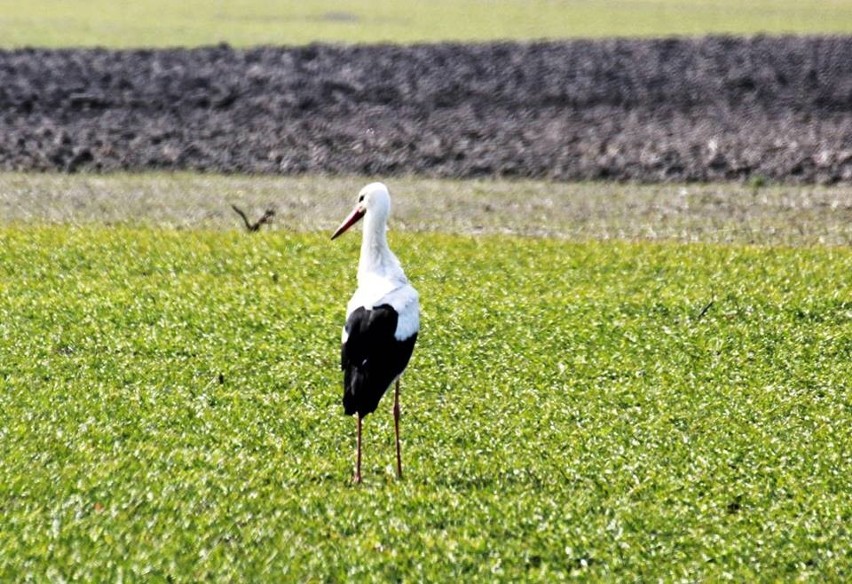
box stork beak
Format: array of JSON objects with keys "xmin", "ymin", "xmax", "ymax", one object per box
[{"xmin": 331, "ymin": 206, "xmax": 366, "ymax": 240}]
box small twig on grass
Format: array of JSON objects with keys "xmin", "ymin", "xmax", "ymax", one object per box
[
  {"xmin": 231, "ymin": 204, "xmax": 275, "ymax": 232},
  {"xmin": 695, "ymin": 300, "xmax": 715, "ymax": 321}
]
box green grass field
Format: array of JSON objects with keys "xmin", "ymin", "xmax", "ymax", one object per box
[
  {"xmin": 1, "ymin": 0, "xmax": 851, "ymax": 48},
  {"xmin": 0, "ymin": 224, "xmax": 850, "ymax": 580}
]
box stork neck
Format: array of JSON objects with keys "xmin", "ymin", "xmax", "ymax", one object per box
[{"xmin": 357, "ymin": 211, "xmax": 398, "ymax": 281}]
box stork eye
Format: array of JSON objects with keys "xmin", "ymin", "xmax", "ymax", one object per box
[{"xmin": 358, "ymin": 195, "xmax": 365, "ymax": 202}]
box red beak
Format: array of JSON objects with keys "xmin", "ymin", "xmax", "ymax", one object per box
[{"xmin": 331, "ymin": 206, "xmax": 366, "ymax": 240}]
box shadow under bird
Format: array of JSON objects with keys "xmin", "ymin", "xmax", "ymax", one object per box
[{"xmin": 331, "ymin": 182, "xmax": 420, "ymax": 484}]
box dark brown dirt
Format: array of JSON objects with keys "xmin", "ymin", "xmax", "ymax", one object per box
[{"xmin": 1, "ymin": 36, "xmax": 850, "ymax": 183}]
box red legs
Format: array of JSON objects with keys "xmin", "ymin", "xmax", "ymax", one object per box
[
  {"xmin": 354, "ymin": 414, "xmax": 363, "ymax": 484},
  {"xmin": 353, "ymin": 380, "xmax": 402, "ymax": 484},
  {"xmin": 394, "ymin": 378, "xmax": 403, "ymax": 480}
]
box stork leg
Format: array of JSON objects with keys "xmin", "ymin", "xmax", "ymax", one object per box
[
  {"xmin": 354, "ymin": 414, "xmax": 363, "ymax": 484},
  {"xmin": 394, "ymin": 379, "xmax": 403, "ymax": 480}
]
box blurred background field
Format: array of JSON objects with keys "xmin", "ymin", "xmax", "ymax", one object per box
[
  {"xmin": 2, "ymin": 173, "xmax": 851, "ymax": 246},
  {"xmin": 1, "ymin": 0, "xmax": 851, "ymax": 48}
]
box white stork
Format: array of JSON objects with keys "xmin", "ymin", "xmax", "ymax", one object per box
[{"xmin": 331, "ymin": 182, "xmax": 419, "ymax": 484}]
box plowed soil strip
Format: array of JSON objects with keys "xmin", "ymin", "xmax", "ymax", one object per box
[{"xmin": 1, "ymin": 37, "xmax": 850, "ymax": 183}]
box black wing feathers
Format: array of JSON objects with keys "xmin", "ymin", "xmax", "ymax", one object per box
[{"xmin": 341, "ymin": 305, "xmax": 417, "ymax": 417}]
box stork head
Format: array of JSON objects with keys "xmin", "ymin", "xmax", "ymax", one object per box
[{"xmin": 331, "ymin": 182, "xmax": 391, "ymax": 240}]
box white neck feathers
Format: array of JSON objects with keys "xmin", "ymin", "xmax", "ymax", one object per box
[{"xmin": 357, "ymin": 207, "xmax": 406, "ymax": 285}]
